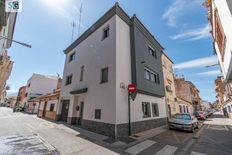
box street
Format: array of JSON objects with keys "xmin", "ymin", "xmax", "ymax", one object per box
[{"xmin": 0, "ymin": 107, "xmax": 232, "ymax": 155}]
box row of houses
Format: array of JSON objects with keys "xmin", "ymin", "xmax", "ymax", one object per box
[
  {"xmin": 204, "ymin": 0, "xmax": 232, "ymax": 119},
  {"xmin": 0, "ymin": 2, "xmax": 17, "ymax": 104},
  {"xmin": 16, "ymin": 3, "xmax": 204, "ymax": 139}
]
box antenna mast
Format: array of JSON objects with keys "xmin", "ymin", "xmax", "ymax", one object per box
[
  {"xmin": 78, "ymin": 3, "xmax": 83, "ymax": 37},
  {"xmin": 71, "ymin": 21, "xmax": 76, "ymax": 42}
]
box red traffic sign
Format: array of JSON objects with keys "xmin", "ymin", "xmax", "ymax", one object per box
[{"xmin": 128, "ymin": 84, "xmax": 137, "ymax": 93}]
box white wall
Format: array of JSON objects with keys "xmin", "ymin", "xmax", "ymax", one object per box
[
  {"xmin": 60, "ymin": 15, "xmax": 117, "ymax": 124},
  {"xmin": 213, "ymin": 0, "xmax": 232, "ymax": 80},
  {"xmin": 24, "ymin": 73, "xmax": 58, "ymax": 105},
  {"xmin": 115, "ymin": 15, "xmax": 167, "ymax": 124}
]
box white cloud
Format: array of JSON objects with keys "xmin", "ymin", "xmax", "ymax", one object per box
[
  {"xmin": 170, "ymin": 24, "xmax": 211, "ymax": 41},
  {"xmin": 195, "ymin": 70, "xmax": 222, "ymax": 76},
  {"xmin": 162, "ymin": 0, "xmax": 202, "ymax": 27},
  {"xmin": 173, "ymin": 55, "xmax": 218, "ymax": 69}
]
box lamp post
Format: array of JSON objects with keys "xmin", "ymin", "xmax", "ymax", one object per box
[{"xmin": 0, "ymin": 36, "xmax": 32, "ymax": 48}]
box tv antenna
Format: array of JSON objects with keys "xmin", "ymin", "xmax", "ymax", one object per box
[
  {"xmin": 71, "ymin": 21, "xmax": 76, "ymax": 42},
  {"xmin": 78, "ymin": 3, "xmax": 83, "ymax": 37}
]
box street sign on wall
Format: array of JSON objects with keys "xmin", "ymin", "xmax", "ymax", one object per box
[{"xmin": 128, "ymin": 84, "xmax": 137, "ymax": 93}]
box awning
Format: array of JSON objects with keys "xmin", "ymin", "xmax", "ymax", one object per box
[{"xmin": 70, "ymin": 88, "xmax": 88, "ymax": 95}]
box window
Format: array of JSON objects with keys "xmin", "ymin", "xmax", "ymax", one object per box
[
  {"xmin": 95, "ymin": 109, "xmax": 101, "ymax": 119},
  {"xmin": 102, "ymin": 26, "xmax": 109, "ymax": 40},
  {"xmin": 179, "ymin": 105, "xmax": 182, "ymax": 113},
  {"xmin": 215, "ymin": 9, "xmax": 226, "ymax": 61},
  {"xmin": 28, "ymin": 83, "xmax": 31, "ymax": 87},
  {"xmin": 162, "ymin": 61, "xmax": 166, "ymax": 68},
  {"xmin": 152, "ymin": 103, "xmax": 159, "ymax": 117},
  {"xmin": 148, "ymin": 46, "xmax": 157, "ymax": 59},
  {"xmin": 186, "ymin": 106, "xmax": 189, "ymax": 113},
  {"xmin": 144, "ymin": 67, "xmax": 159, "ymax": 84},
  {"xmin": 69, "ymin": 52, "xmax": 75, "ymax": 62},
  {"xmin": 142, "ymin": 102, "xmax": 151, "ymax": 118},
  {"xmin": 183, "ymin": 106, "xmax": 186, "ymax": 113},
  {"xmin": 80, "ymin": 66, "xmax": 84, "ymax": 81},
  {"xmin": 25, "ymin": 93, "xmax": 28, "ymax": 97},
  {"xmin": 166, "ymin": 85, "xmax": 172, "ymax": 92},
  {"xmin": 65, "ymin": 75, "xmax": 72, "ymax": 85},
  {"xmin": 50, "ymin": 104, "xmax": 55, "ymax": 111},
  {"xmin": 228, "ymin": 106, "xmax": 232, "ymax": 113},
  {"xmin": 101, "ymin": 67, "xmax": 108, "ymax": 83}
]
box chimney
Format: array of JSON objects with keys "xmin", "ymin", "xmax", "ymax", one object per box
[{"xmin": 57, "ymin": 78, "xmax": 62, "ymax": 89}]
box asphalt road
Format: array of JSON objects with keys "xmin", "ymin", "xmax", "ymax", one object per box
[
  {"xmin": 123, "ymin": 111, "xmax": 232, "ymax": 155},
  {"xmin": 1, "ymin": 107, "xmax": 232, "ymax": 155}
]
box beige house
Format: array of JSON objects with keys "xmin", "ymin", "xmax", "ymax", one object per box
[{"xmin": 162, "ymin": 54, "xmax": 178, "ymax": 117}]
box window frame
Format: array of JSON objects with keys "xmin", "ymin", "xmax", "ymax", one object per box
[
  {"xmin": 80, "ymin": 66, "xmax": 84, "ymax": 81},
  {"xmin": 144, "ymin": 67, "xmax": 160, "ymax": 84},
  {"xmin": 65, "ymin": 74, "xmax": 72, "ymax": 85},
  {"xmin": 102, "ymin": 25, "xmax": 109, "ymax": 40},
  {"xmin": 50, "ymin": 104, "xmax": 55, "ymax": 111},
  {"xmin": 100, "ymin": 67, "xmax": 108, "ymax": 83},
  {"xmin": 95, "ymin": 109, "xmax": 101, "ymax": 119},
  {"xmin": 68, "ymin": 52, "xmax": 75, "ymax": 62},
  {"xmin": 152, "ymin": 103, "xmax": 159, "ymax": 117},
  {"xmin": 148, "ymin": 45, "xmax": 157, "ymax": 59},
  {"xmin": 142, "ymin": 102, "xmax": 151, "ymax": 118}
]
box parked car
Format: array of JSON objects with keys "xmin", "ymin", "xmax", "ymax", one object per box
[
  {"xmin": 193, "ymin": 111, "xmax": 206, "ymax": 120},
  {"xmin": 168, "ymin": 113, "xmax": 199, "ymax": 132}
]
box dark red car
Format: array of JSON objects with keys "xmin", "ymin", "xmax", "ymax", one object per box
[{"xmin": 193, "ymin": 111, "xmax": 206, "ymax": 120}]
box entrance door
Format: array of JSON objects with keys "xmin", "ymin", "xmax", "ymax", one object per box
[
  {"xmin": 78, "ymin": 102, "xmax": 84, "ymax": 125},
  {"xmin": 61, "ymin": 100, "xmax": 69, "ymax": 122},
  {"xmin": 168, "ymin": 104, "xmax": 171, "ymax": 118},
  {"xmin": 42, "ymin": 101, "xmax": 47, "ymax": 117}
]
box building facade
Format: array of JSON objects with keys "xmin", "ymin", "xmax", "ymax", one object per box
[
  {"xmin": 175, "ymin": 77, "xmax": 201, "ymax": 112},
  {"xmin": 161, "ymin": 54, "xmax": 178, "ymax": 117},
  {"xmin": 205, "ymin": 0, "xmax": 232, "ymax": 82},
  {"xmin": 57, "ymin": 3, "xmax": 167, "ymax": 139},
  {"xmin": 23, "ymin": 73, "xmax": 59, "ymax": 113},
  {"xmin": 16, "ymin": 86, "xmax": 26, "ymax": 108},
  {"xmin": 0, "ymin": 10, "xmax": 17, "ymax": 103}
]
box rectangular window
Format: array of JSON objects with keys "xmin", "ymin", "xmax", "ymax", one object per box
[
  {"xmin": 215, "ymin": 9, "xmax": 226, "ymax": 61},
  {"xmin": 95, "ymin": 109, "xmax": 101, "ymax": 119},
  {"xmin": 50, "ymin": 104, "xmax": 55, "ymax": 111},
  {"xmin": 28, "ymin": 83, "xmax": 31, "ymax": 87},
  {"xmin": 148, "ymin": 46, "xmax": 157, "ymax": 59},
  {"xmin": 144, "ymin": 67, "xmax": 160, "ymax": 84},
  {"xmin": 179, "ymin": 105, "xmax": 182, "ymax": 113},
  {"xmin": 25, "ymin": 93, "xmax": 28, "ymax": 97},
  {"xmin": 101, "ymin": 67, "xmax": 108, "ymax": 83},
  {"xmin": 65, "ymin": 75, "xmax": 72, "ymax": 85},
  {"xmin": 69, "ymin": 52, "xmax": 75, "ymax": 62},
  {"xmin": 142, "ymin": 102, "xmax": 151, "ymax": 118},
  {"xmin": 102, "ymin": 26, "xmax": 109, "ymax": 40},
  {"xmin": 183, "ymin": 106, "xmax": 186, "ymax": 113},
  {"xmin": 228, "ymin": 106, "xmax": 232, "ymax": 113},
  {"xmin": 152, "ymin": 103, "xmax": 159, "ymax": 117},
  {"xmin": 80, "ymin": 66, "xmax": 84, "ymax": 81},
  {"xmin": 186, "ymin": 106, "xmax": 189, "ymax": 113}
]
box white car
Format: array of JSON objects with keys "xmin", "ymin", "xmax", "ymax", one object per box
[{"xmin": 168, "ymin": 113, "xmax": 199, "ymax": 132}]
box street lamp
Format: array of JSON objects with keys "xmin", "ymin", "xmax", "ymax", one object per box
[{"xmin": 0, "ymin": 35, "xmax": 32, "ymax": 48}]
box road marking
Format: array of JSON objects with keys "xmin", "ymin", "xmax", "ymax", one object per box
[
  {"xmin": 125, "ymin": 140, "xmax": 156, "ymax": 155},
  {"xmin": 154, "ymin": 145, "xmax": 177, "ymax": 155},
  {"xmin": 191, "ymin": 151, "xmax": 207, "ymax": 155}
]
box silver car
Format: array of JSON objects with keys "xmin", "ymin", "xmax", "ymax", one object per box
[{"xmin": 168, "ymin": 113, "xmax": 199, "ymax": 132}]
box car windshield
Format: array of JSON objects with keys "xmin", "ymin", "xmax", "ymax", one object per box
[{"xmin": 173, "ymin": 114, "xmax": 191, "ymax": 120}]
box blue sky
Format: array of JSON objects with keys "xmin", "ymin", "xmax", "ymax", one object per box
[{"xmin": 7, "ymin": 0, "xmax": 221, "ymax": 102}]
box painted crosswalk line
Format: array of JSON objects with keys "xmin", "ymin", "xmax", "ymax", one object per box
[
  {"xmin": 154, "ymin": 145, "xmax": 177, "ymax": 155},
  {"xmin": 191, "ymin": 151, "xmax": 207, "ymax": 155},
  {"xmin": 125, "ymin": 140, "xmax": 156, "ymax": 155}
]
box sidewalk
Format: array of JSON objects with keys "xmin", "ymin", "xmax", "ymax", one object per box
[{"xmin": 204, "ymin": 111, "xmax": 232, "ymax": 126}]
